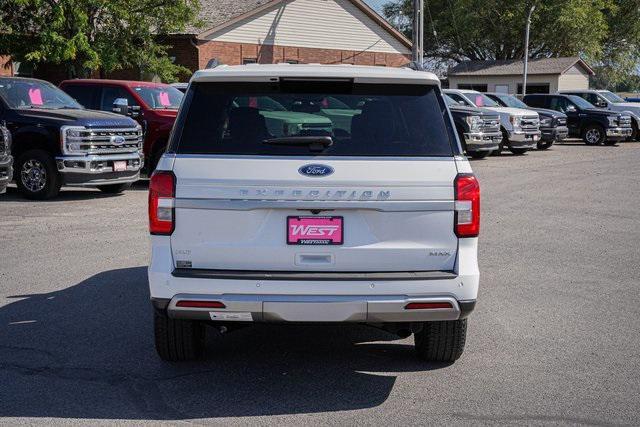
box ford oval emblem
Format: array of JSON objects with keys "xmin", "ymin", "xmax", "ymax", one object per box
[
  {"xmin": 110, "ymin": 135, "xmax": 126, "ymax": 145},
  {"xmin": 298, "ymin": 164, "xmax": 334, "ymax": 177}
]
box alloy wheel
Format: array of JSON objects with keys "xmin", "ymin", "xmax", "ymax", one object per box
[
  {"xmin": 21, "ymin": 159, "xmax": 47, "ymax": 192},
  {"xmin": 585, "ymin": 129, "xmax": 601, "ymax": 144}
]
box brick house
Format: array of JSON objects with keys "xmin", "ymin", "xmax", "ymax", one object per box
[
  {"xmin": 165, "ymin": 0, "xmax": 412, "ymax": 79},
  {"xmin": 3, "ymin": 0, "xmax": 411, "ymax": 83}
]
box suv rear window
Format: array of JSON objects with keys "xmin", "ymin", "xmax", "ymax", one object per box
[{"xmin": 170, "ymin": 81, "xmax": 457, "ymax": 157}]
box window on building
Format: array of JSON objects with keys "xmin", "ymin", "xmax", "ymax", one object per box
[
  {"xmin": 457, "ymin": 84, "xmax": 488, "ymax": 92},
  {"xmin": 243, "ymin": 58, "xmax": 257, "ymax": 65},
  {"xmin": 495, "ymin": 84, "xmax": 510, "ymax": 94},
  {"xmin": 517, "ymin": 83, "xmax": 550, "ymax": 94}
]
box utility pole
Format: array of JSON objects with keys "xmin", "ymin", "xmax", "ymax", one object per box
[
  {"xmin": 412, "ymin": 0, "xmax": 424, "ymax": 68},
  {"xmin": 522, "ymin": 4, "xmax": 536, "ymax": 96}
]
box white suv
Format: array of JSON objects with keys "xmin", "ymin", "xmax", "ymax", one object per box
[{"xmin": 148, "ymin": 64, "xmax": 480, "ymax": 362}]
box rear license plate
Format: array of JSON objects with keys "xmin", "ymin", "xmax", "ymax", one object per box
[
  {"xmin": 113, "ymin": 161, "xmax": 127, "ymax": 172},
  {"xmin": 287, "ymin": 216, "xmax": 343, "ymax": 245}
]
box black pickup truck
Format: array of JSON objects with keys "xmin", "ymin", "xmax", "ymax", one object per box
[
  {"xmin": 523, "ymin": 94, "xmax": 632, "ymax": 145},
  {"xmin": 444, "ymin": 94, "xmax": 502, "ymax": 158},
  {"xmin": 0, "ymin": 77, "xmax": 144, "ymax": 199},
  {"xmin": 0, "ymin": 122, "xmax": 11, "ymax": 194},
  {"xmin": 485, "ymin": 93, "xmax": 568, "ymax": 150}
]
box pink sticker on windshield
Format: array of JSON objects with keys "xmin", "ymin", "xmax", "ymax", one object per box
[
  {"xmin": 475, "ymin": 95, "xmax": 483, "ymax": 107},
  {"xmin": 29, "ymin": 88, "xmax": 43, "ymax": 105},
  {"xmin": 158, "ymin": 91, "xmax": 171, "ymax": 106}
]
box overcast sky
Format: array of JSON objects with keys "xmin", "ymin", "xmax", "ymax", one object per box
[{"xmin": 365, "ymin": 0, "xmax": 390, "ymax": 14}]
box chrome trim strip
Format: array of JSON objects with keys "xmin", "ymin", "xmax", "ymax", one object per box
[
  {"xmin": 174, "ymin": 198, "xmax": 455, "ymax": 212},
  {"xmin": 171, "ymin": 268, "xmax": 457, "ymax": 281}
]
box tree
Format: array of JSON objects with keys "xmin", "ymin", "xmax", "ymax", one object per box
[
  {"xmin": 0, "ymin": 0, "xmax": 202, "ymax": 82},
  {"xmin": 383, "ymin": 0, "xmax": 640, "ymax": 87}
]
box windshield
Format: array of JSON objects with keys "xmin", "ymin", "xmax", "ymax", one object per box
[
  {"xmin": 567, "ymin": 95, "xmax": 596, "ymax": 109},
  {"xmin": 599, "ymin": 91, "xmax": 625, "ymax": 103},
  {"xmin": 443, "ymin": 94, "xmax": 457, "ymax": 106},
  {"xmin": 172, "ymin": 81, "xmax": 457, "ymax": 157},
  {"xmin": 133, "ymin": 85, "xmax": 183, "ymax": 109},
  {"xmin": 0, "ymin": 78, "xmax": 82, "ymax": 110},
  {"xmin": 468, "ymin": 93, "xmax": 499, "ymax": 108},
  {"xmin": 496, "ymin": 94, "xmax": 529, "ymax": 109}
]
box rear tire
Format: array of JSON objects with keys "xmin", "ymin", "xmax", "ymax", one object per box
[
  {"xmin": 414, "ymin": 319, "xmax": 467, "ymax": 362},
  {"xmin": 154, "ymin": 309, "xmax": 206, "ymax": 362},
  {"xmin": 537, "ymin": 141, "xmax": 553, "ymax": 150},
  {"xmin": 509, "ymin": 147, "xmax": 528, "ymax": 155},
  {"xmin": 16, "ymin": 149, "xmax": 61, "ymax": 200},
  {"xmin": 468, "ymin": 151, "xmax": 490, "ymax": 159},
  {"xmin": 98, "ymin": 183, "xmax": 131, "ymax": 194}
]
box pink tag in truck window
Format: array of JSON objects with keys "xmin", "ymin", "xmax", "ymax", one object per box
[
  {"xmin": 287, "ymin": 216, "xmax": 344, "ymax": 245},
  {"xmin": 158, "ymin": 91, "xmax": 171, "ymax": 107},
  {"xmin": 29, "ymin": 88, "xmax": 43, "ymax": 105}
]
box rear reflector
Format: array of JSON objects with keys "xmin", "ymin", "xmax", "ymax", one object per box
[
  {"xmin": 454, "ymin": 173, "xmax": 480, "ymax": 238},
  {"xmin": 405, "ymin": 302, "xmax": 453, "ymax": 310},
  {"xmin": 176, "ymin": 300, "xmax": 226, "ymax": 309}
]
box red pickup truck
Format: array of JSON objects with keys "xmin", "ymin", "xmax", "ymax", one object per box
[{"xmin": 59, "ymin": 79, "xmax": 183, "ymax": 172}]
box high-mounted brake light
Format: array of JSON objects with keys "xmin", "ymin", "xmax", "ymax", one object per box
[
  {"xmin": 454, "ymin": 174, "xmax": 480, "ymax": 237},
  {"xmin": 149, "ymin": 171, "xmax": 175, "ymax": 235}
]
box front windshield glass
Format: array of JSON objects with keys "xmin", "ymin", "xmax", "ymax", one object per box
[
  {"xmin": 600, "ymin": 91, "xmax": 625, "ymax": 103},
  {"xmin": 469, "ymin": 93, "xmax": 499, "ymax": 108},
  {"xmin": 567, "ymin": 95, "xmax": 596, "ymax": 109},
  {"xmin": 497, "ymin": 94, "xmax": 529, "ymax": 109},
  {"xmin": 133, "ymin": 85, "xmax": 183, "ymax": 110},
  {"xmin": 0, "ymin": 78, "xmax": 82, "ymax": 110}
]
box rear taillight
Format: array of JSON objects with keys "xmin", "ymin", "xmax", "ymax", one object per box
[
  {"xmin": 149, "ymin": 171, "xmax": 175, "ymax": 235},
  {"xmin": 454, "ymin": 174, "xmax": 480, "ymax": 237}
]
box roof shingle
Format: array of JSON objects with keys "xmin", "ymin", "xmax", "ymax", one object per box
[
  {"xmin": 184, "ymin": 0, "xmax": 272, "ymax": 34},
  {"xmin": 448, "ymin": 57, "xmax": 594, "ymax": 76}
]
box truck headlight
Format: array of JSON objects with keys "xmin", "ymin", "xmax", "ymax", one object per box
[
  {"xmin": 465, "ymin": 115, "xmax": 483, "ymax": 132},
  {"xmin": 509, "ymin": 116, "xmax": 521, "ymax": 128},
  {"xmin": 61, "ymin": 126, "xmax": 87, "ymax": 154},
  {"xmin": 608, "ymin": 116, "xmax": 618, "ymax": 127},
  {"xmin": 540, "ymin": 118, "xmax": 552, "ymax": 127}
]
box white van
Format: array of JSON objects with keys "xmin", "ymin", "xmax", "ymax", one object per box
[{"xmin": 148, "ymin": 64, "xmax": 480, "ymax": 362}]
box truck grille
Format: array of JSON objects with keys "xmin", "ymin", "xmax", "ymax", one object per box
[
  {"xmin": 481, "ymin": 115, "xmax": 500, "ymax": 133},
  {"xmin": 618, "ymin": 115, "xmax": 632, "ymax": 127},
  {"xmin": 519, "ymin": 116, "xmax": 540, "ymax": 130},
  {"xmin": 63, "ymin": 127, "xmax": 143, "ymax": 155}
]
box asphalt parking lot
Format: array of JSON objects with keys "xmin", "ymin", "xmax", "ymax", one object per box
[{"xmin": 1, "ymin": 142, "xmax": 639, "ymax": 425}]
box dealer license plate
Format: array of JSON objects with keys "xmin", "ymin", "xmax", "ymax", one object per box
[{"xmin": 287, "ymin": 216, "xmax": 343, "ymax": 245}]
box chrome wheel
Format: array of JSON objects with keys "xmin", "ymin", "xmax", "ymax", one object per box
[
  {"xmin": 21, "ymin": 159, "xmax": 47, "ymax": 192},
  {"xmin": 585, "ymin": 128, "xmax": 601, "ymax": 144}
]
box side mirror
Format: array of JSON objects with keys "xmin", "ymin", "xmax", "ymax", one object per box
[
  {"xmin": 112, "ymin": 98, "xmax": 129, "ymax": 115},
  {"xmin": 565, "ymin": 105, "xmax": 577, "ymax": 113},
  {"xmin": 597, "ymin": 100, "xmax": 608, "ymax": 108},
  {"xmin": 458, "ymin": 101, "xmax": 466, "ymax": 105},
  {"xmin": 129, "ymin": 105, "xmax": 141, "ymax": 118}
]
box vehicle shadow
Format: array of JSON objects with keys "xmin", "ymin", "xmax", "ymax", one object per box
[
  {"xmin": 2, "ymin": 180, "xmax": 149, "ymax": 201},
  {"xmin": 0, "ymin": 267, "xmax": 447, "ymax": 420}
]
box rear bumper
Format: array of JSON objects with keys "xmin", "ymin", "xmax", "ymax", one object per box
[
  {"xmin": 148, "ymin": 237, "xmax": 480, "ymax": 323},
  {"xmin": 155, "ymin": 293, "xmax": 475, "ymax": 323}
]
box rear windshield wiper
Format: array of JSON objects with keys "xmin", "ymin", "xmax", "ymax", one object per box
[{"xmin": 263, "ymin": 136, "xmax": 333, "ymax": 152}]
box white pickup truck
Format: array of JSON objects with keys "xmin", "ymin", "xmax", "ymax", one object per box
[{"xmin": 148, "ymin": 64, "xmax": 480, "ymax": 362}]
